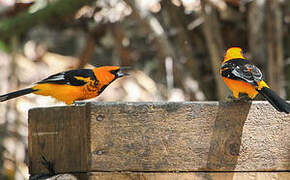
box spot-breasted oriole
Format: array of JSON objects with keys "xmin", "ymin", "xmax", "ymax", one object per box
[
  {"xmin": 0, "ymin": 66, "xmax": 128, "ymax": 105},
  {"xmin": 220, "ymin": 47, "xmax": 290, "ymax": 113}
]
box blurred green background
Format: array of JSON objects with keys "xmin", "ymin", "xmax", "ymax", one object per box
[{"xmin": 0, "ymin": 0, "xmax": 289, "ymax": 179}]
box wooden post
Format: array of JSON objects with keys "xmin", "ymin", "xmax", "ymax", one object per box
[{"xmin": 28, "ymin": 102, "xmax": 290, "ymax": 179}]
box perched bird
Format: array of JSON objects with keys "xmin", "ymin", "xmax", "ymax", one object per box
[
  {"xmin": 220, "ymin": 47, "xmax": 290, "ymax": 113},
  {"xmin": 0, "ymin": 66, "xmax": 128, "ymax": 105}
]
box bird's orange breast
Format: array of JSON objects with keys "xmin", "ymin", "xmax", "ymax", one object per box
[{"xmin": 222, "ymin": 77, "xmax": 258, "ymax": 99}]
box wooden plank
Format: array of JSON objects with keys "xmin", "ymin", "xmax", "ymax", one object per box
[
  {"xmin": 28, "ymin": 105, "xmax": 89, "ymax": 174},
  {"xmin": 89, "ymin": 102, "xmax": 289, "ymax": 171},
  {"xmin": 28, "ymin": 101, "xmax": 290, "ymax": 174},
  {"xmin": 88, "ymin": 172, "xmax": 290, "ymax": 180}
]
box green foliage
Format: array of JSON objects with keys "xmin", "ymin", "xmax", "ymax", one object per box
[{"xmin": 0, "ymin": 41, "xmax": 8, "ymax": 52}]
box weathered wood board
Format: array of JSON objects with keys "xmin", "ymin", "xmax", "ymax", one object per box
[
  {"xmin": 28, "ymin": 105, "xmax": 89, "ymax": 174},
  {"xmin": 32, "ymin": 172, "xmax": 290, "ymax": 180},
  {"xmin": 28, "ymin": 101, "xmax": 290, "ymax": 175},
  {"xmin": 88, "ymin": 172, "xmax": 290, "ymax": 180}
]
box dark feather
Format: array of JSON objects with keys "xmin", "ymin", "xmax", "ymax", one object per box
[
  {"xmin": 258, "ymin": 87, "xmax": 290, "ymax": 113},
  {"xmin": 0, "ymin": 88, "xmax": 37, "ymax": 102},
  {"xmin": 221, "ymin": 58, "xmax": 262, "ymax": 87},
  {"xmin": 37, "ymin": 69, "xmax": 98, "ymax": 86}
]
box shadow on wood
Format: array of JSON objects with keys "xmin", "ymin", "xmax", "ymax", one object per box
[
  {"xmin": 206, "ymin": 101, "xmax": 251, "ymax": 171},
  {"xmin": 28, "ymin": 101, "xmax": 289, "ymax": 179}
]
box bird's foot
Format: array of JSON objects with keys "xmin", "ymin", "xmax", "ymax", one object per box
[
  {"xmin": 224, "ymin": 94, "xmax": 252, "ymax": 103},
  {"xmin": 238, "ymin": 93, "xmax": 253, "ymax": 102},
  {"xmin": 224, "ymin": 95, "xmax": 240, "ymax": 102},
  {"xmin": 72, "ymin": 101, "xmax": 87, "ymax": 106}
]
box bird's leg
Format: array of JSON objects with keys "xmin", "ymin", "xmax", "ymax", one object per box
[
  {"xmin": 72, "ymin": 101, "xmax": 87, "ymax": 106},
  {"xmin": 225, "ymin": 92, "xmax": 252, "ymax": 103},
  {"xmin": 239, "ymin": 93, "xmax": 253, "ymax": 102},
  {"xmin": 225, "ymin": 95, "xmax": 239, "ymax": 102},
  {"xmin": 225, "ymin": 91, "xmax": 240, "ymax": 102},
  {"xmin": 248, "ymin": 93, "xmax": 257, "ymax": 100}
]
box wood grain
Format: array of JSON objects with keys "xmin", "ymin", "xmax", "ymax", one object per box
[
  {"xmin": 88, "ymin": 172, "xmax": 290, "ymax": 180},
  {"xmin": 89, "ymin": 101, "xmax": 289, "ymax": 171},
  {"xmin": 28, "ymin": 105, "xmax": 89, "ymax": 174},
  {"xmin": 28, "ymin": 101, "xmax": 290, "ymax": 175}
]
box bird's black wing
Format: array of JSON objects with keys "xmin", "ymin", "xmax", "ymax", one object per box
[
  {"xmin": 220, "ymin": 58, "xmax": 262, "ymax": 87},
  {"xmin": 37, "ymin": 69, "xmax": 98, "ymax": 86}
]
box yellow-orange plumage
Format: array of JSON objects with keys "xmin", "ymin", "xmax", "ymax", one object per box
[
  {"xmin": 32, "ymin": 83, "xmax": 97, "ymax": 105},
  {"xmin": 220, "ymin": 47, "xmax": 290, "ymax": 113},
  {"xmin": 0, "ymin": 66, "xmax": 127, "ymax": 105},
  {"xmin": 221, "ymin": 47, "xmax": 269, "ymax": 98},
  {"xmin": 222, "ymin": 77, "xmax": 258, "ymax": 99}
]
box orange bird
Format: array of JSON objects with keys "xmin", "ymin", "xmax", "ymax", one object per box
[
  {"xmin": 220, "ymin": 47, "xmax": 290, "ymax": 113},
  {"xmin": 0, "ymin": 66, "xmax": 128, "ymax": 105}
]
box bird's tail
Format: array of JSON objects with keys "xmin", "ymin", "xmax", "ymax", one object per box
[
  {"xmin": 257, "ymin": 87, "xmax": 290, "ymax": 114},
  {"xmin": 0, "ymin": 88, "xmax": 37, "ymax": 102}
]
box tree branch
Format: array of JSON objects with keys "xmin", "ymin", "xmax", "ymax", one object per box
[
  {"xmin": 200, "ymin": 1, "xmax": 228, "ymax": 99},
  {"xmin": 266, "ymin": 0, "xmax": 284, "ymax": 95}
]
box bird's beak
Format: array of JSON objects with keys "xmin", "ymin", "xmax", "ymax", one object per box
[
  {"xmin": 116, "ymin": 71, "xmax": 129, "ymax": 77},
  {"xmin": 117, "ymin": 67, "xmax": 130, "ymax": 77}
]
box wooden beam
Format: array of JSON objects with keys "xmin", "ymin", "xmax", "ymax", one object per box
[
  {"xmin": 28, "ymin": 102, "xmax": 290, "ymax": 175},
  {"xmin": 28, "ymin": 105, "xmax": 89, "ymax": 174},
  {"xmin": 88, "ymin": 172, "xmax": 290, "ymax": 180}
]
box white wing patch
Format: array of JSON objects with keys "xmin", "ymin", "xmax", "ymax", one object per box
[{"xmin": 46, "ymin": 73, "xmax": 65, "ymax": 81}]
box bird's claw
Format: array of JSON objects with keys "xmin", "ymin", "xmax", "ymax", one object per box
[
  {"xmin": 224, "ymin": 94, "xmax": 252, "ymax": 103},
  {"xmin": 72, "ymin": 101, "xmax": 87, "ymax": 106}
]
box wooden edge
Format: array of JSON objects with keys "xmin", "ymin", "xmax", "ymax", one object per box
[
  {"xmin": 28, "ymin": 101, "xmax": 290, "ymax": 174},
  {"xmin": 28, "ymin": 104, "xmax": 90, "ymax": 174},
  {"xmin": 87, "ymin": 172, "xmax": 290, "ymax": 180},
  {"xmin": 88, "ymin": 101, "xmax": 289, "ymax": 171}
]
